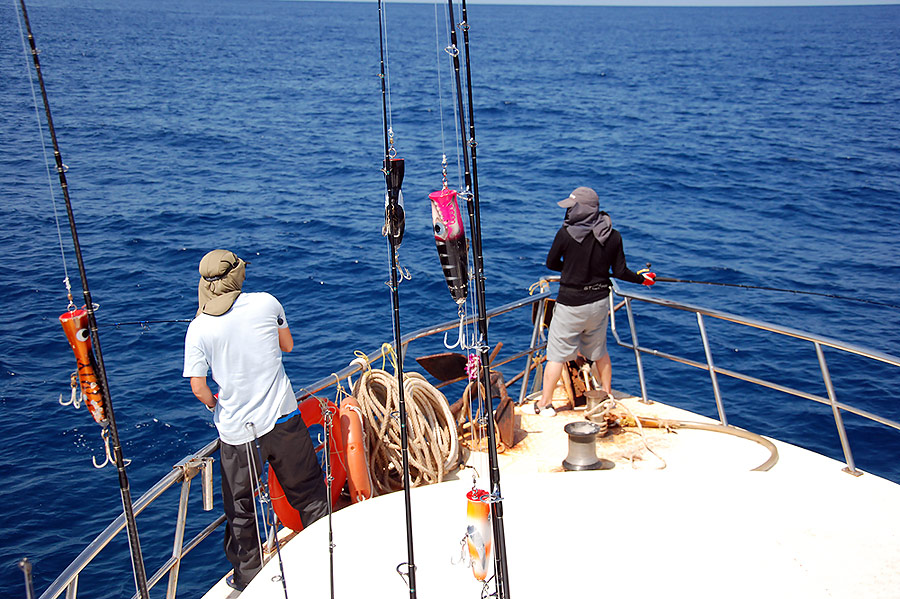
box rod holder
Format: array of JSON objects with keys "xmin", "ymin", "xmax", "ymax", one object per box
[
  {"xmin": 19, "ymin": 557, "xmax": 34, "ymax": 599},
  {"xmin": 200, "ymin": 457, "xmax": 214, "ymax": 511}
]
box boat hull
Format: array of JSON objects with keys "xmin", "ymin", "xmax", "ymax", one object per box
[{"xmin": 227, "ymin": 462, "xmax": 900, "ymax": 599}]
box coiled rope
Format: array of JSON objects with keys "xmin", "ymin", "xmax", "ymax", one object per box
[{"xmin": 352, "ymin": 369, "xmax": 459, "ymax": 495}]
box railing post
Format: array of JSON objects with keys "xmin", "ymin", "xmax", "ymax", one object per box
[
  {"xmin": 624, "ymin": 297, "xmax": 651, "ymax": 404},
  {"xmin": 166, "ymin": 460, "xmax": 201, "ymax": 599},
  {"xmin": 519, "ymin": 297, "xmax": 546, "ymax": 404},
  {"xmin": 65, "ymin": 577, "xmax": 77, "ymax": 599},
  {"xmin": 814, "ymin": 342, "xmax": 860, "ymax": 476},
  {"xmin": 697, "ymin": 313, "xmax": 728, "ymax": 426}
]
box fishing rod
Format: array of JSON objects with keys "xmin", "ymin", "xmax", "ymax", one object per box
[
  {"xmin": 377, "ymin": 1, "xmax": 418, "ymax": 596},
  {"xmin": 246, "ymin": 422, "xmax": 289, "ymax": 599},
  {"xmin": 16, "ymin": 1, "xmax": 150, "ymax": 597},
  {"xmin": 655, "ymin": 276, "xmax": 900, "ymax": 310},
  {"xmin": 106, "ymin": 319, "xmax": 193, "ymax": 329},
  {"xmin": 446, "ymin": 1, "xmax": 511, "ymax": 596},
  {"xmin": 321, "ymin": 400, "xmax": 336, "ymax": 599}
]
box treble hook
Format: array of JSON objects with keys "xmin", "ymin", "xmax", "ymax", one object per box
[
  {"xmin": 92, "ymin": 427, "xmax": 130, "ymax": 469},
  {"xmin": 444, "ymin": 312, "xmax": 466, "ymax": 349},
  {"xmin": 397, "ymin": 261, "xmax": 411, "ymax": 282},
  {"xmin": 92, "ymin": 428, "xmax": 113, "ymax": 468},
  {"xmin": 445, "ymin": 305, "xmax": 478, "ymax": 350},
  {"xmin": 385, "ymin": 251, "xmax": 412, "ymax": 289},
  {"xmin": 450, "ymin": 534, "xmax": 469, "ymax": 566},
  {"xmin": 59, "ymin": 372, "xmax": 78, "ymax": 407}
]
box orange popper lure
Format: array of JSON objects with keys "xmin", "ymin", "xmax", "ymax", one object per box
[
  {"xmin": 428, "ymin": 188, "xmax": 469, "ymax": 304},
  {"xmin": 465, "ymin": 488, "xmax": 493, "ymax": 581},
  {"xmin": 59, "ymin": 308, "xmax": 107, "ymax": 426}
]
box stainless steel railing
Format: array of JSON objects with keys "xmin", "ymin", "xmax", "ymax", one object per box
[
  {"xmin": 38, "ymin": 291, "xmax": 551, "ymax": 599},
  {"xmin": 608, "ymin": 279, "xmax": 900, "ymax": 476},
  {"xmin": 39, "ymin": 279, "xmax": 900, "ymax": 598},
  {"xmin": 40, "ymin": 440, "xmax": 221, "ymax": 599}
]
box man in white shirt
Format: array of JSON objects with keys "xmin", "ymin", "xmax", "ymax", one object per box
[{"xmin": 183, "ymin": 249, "xmax": 326, "ymax": 591}]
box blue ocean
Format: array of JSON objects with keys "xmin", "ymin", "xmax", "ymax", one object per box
[{"xmin": 2, "ymin": 0, "xmax": 899, "ymax": 595}]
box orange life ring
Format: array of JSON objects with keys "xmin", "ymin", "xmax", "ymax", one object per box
[
  {"xmin": 339, "ymin": 396, "xmax": 372, "ymax": 503},
  {"xmin": 59, "ymin": 308, "xmax": 107, "ymax": 425},
  {"xmin": 270, "ymin": 396, "xmax": 346, "ymax": 531}
]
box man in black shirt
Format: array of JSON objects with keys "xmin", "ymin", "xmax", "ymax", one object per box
[{"xmin": 523, "ymin": 187, "xmax": 655, "ymax": 417}]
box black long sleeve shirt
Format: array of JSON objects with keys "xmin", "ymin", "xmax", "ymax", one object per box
[{"xmin": 546, "ymin": 227, "xmax": 643, "ymax": 306}]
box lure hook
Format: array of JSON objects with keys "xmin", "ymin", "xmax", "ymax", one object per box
[
  {"xmin": 451, "ymin": 534, "xmax": 469, "ymax": 566},
  {"xmin": 444, "ymin": 312, "xmax": 466, "ymax": 349},
  {"xmin": 92, "ymin": 427, "xmax": 130, "ymax": 469},
  {"xmin": 92, "ymin": 428, "xmax": 113, "ymax": 468},
  {"xmin": 59, "ymin": 372, "xmax": 78, "ymax": 407}
]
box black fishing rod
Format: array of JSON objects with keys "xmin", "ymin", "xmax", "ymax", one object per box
[
  {"xmin": 106, "ymin": 319, "xmax": 193, "ymax": 328},
  {"xmin": 16, "ymin": 1, "xmax": 150, "ymax": 598},
  {"xmin": 246, "ymin": 423, "xmax": 289, "ymax": 599},
  {"xmin": 322, "ymin": 404, "xmax": 336, "ymax": 599},
  {"xmin": 655, "ymin": 276, "xmax": 900, "ymax": 310},
  {"xmin": 377, "ymin": 1, "xmax": 417, "ymax": 596},
  {"xmin": 446, "ymin": 1, "xmax": 511, "ymax": 596}
]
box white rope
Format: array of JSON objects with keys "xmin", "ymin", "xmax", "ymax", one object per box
[{"xmin": 352, "ymin": 369, "xmax": 458, "ymax": 495}]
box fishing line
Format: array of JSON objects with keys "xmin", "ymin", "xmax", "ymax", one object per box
[
  {"xmin": 378, "ymin": 0, "xmax": 394, "ymax": 153},
  {"xmin": 656, "ymin": 276, "xmax": 900, "ymax": 310},
  {"xmin": 437, "ymin": 4, "xmax": 466, "ymax": 195},
  {"xmin": 14, "ymin": 0, "xmax": 74, "ymax": 306},
  {"xmin": 15, "ymin": 1, "xmax": 150, "ymax": 597},
  {"xmin": 433, "ymin": 5, "xmax": 449, "ymax": 169}
]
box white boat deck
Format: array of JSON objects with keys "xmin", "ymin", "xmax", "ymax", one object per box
[{"xmin": 203, "ymin": 395, "xmax": 900, "ymax": 599}]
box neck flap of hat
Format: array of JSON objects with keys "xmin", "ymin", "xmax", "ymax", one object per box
[
  {"xmin": 197, "ymin": 250, "xmax": 246, "ymax": 317},
  {"xmin": 564, "ymin": 203, "xmax": 612, "ymax": 244}
]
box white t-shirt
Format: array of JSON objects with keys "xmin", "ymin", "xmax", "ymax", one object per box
[{"xmin": 183, "ymin": 292, "xmax": 296, "ymax": 445}]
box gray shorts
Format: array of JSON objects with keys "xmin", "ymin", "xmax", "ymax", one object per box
[{"xmin": 546, "ymin": 298, "xmax": 609, "ymax": 363}]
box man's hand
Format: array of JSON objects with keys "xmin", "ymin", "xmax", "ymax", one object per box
[{"xmin": 637, "ymin": 264, "xmax": 656, "ymax": 286}]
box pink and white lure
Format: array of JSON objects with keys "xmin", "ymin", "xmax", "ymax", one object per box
[{"xmin": 428, "ymin": 188, "xmax": 469, "ymax": 304}]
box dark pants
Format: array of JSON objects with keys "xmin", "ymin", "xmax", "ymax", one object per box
[{"xmin": 219, "ymin": 414, "xmax": 328, "ymax": 587}]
